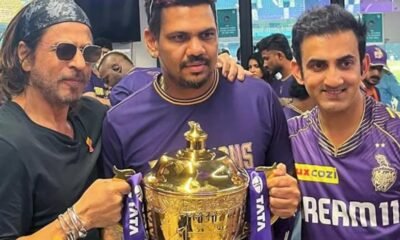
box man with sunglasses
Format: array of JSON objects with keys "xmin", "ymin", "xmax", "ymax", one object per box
[
  {"xmin": 0, "ymin": 0, "xmax": 132, "ymax": 239},
  {"xmin": 101, "ymin": 0, "xmax": 300, "ymax": 238}
]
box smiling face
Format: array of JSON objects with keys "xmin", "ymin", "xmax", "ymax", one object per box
[
  {"xmin": 22, "ymin": 22, "xmax": 93, "ymax": 106},
  {"xmin": 292, "ymin": 30, "xmax": 368, "ymax": 114},
  {"xmin": 145, "ymin": 3, "xmax": 218, "ymax": 91}
]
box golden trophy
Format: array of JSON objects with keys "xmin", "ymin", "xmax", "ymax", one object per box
[{"xmin": 143, "ymin": 121, "xmax": 249, "ymax": 240}]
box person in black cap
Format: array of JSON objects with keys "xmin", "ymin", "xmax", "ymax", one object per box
[{"xmin": 0, "ymin": 0, "xmax": 131, "ymax": 239}]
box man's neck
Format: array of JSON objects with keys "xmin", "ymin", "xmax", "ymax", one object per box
[
  {"xmin": 318, "ymin": 93, "xmax": 365, "ymax": 148},
  {"xmin": 12, "ymin": 88, "xmax": 74, "ymax": 138},
  {"xmin": 280, "ymin": 60, "xmax": 292, "ymax": 80},
  {"xmin": 161, "ymin": 70, "xmax": 217, "ymax": 100}
]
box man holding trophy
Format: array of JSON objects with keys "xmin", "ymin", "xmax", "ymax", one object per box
[{"xmin": 101, "ymin": 0, "xmax": 300, "ymax": 239}]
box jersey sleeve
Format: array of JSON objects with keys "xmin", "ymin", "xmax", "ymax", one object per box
[
  {"xmin": 0, "ymin": 139, "xmax": 32, "ymax": 238},
  {"xmin": 100, "ymin": 114, "xmax": 125, "ymax": 178},
  {"xmin": 109, "ymin": 77, "xmax": 133, "ymax": 106},
  {"xmin": 264, "ymin": 90, "xmax": 295, "ymax": 175}
]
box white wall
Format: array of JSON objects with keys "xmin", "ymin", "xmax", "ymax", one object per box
[{"xmin": 383, "ymin": 11, "xmax": 400, "ymax": 44}]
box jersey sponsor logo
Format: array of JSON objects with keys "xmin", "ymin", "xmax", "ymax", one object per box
[
  {"xmin": 128, "ymin": 185, "xmax": 145, "ymax": 236},
  {"xmin": 295, "ymin": 163, "xmax": 339, "ymax": 184},
  {"xmin": 303, "ymin": 196, "xmax": 400, "ymax": 227},
  {"xmin": 128, "ymin": 192, "xmax": 140, "ymax": 235},
  {"xmin": 372, "ymin": 154, "xmax": 397, "ymax": 192}
]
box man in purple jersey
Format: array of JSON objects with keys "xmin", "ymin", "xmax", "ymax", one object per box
[
  {"xmin": 101, "ymin": 0, "xmax": 300, "ymax": 238},
  {"xmin": 256, "ymin": 33, "xmax": 294, "ymax": 100},
  {"xmin": 289, "ymin": 4, "xmax": 400, "ymax": 239}
]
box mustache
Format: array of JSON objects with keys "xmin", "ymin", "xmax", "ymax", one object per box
[
  {"xmin": 369, "ymin": 76, "xmax": 380, "ymax": 80},
  {"xmin": 180, "ymin": 55, "xmax": 210, "ymax": 69},
  {"xmin": 60, "ymin": 71, "xmax": 87, "ymax": 82}
]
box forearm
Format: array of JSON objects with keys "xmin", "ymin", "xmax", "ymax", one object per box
[{"xmin": 17, "ymin": 207, "xmax": 89, "ymax": 240}]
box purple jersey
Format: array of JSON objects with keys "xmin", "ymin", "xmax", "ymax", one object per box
[
  {"xmin": 288, "ymin": 97, "xmax": 400, "ymax": 239},
  {"xmin": 270, "ymin": 75, "xmax": 294, "ymax": 99},
  {"xmin": 102, "ymin": 73, "xmax": 293, "ymax": 175},
  {"xmin": 102, "ymin": 72, "xmax": 295, "ymax": 239},
  {"xmin": 283, "ymin": 104, "xmax": 303, "ymax": 120},
  {"xmin": 110, "ymin": 67, "xmax": 160, "ymax": 106}
]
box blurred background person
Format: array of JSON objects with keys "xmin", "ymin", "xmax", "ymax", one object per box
[
  {"xmin": 363, "ymin": 45, "xmax": 400, "ymax": 110},
  {"xmin": 256, "ymin": 33, "xmax": 294, "ymax": 99},
  {"xmin": 246, "ymin": 51, "xmax": 270, "ymax": 81},
  {"xmin": 378, "ymin": 72, "xmax": 400, "ymax": 110},
  {"xmin": 363, "ymin": 45, "xmax": 387, "ymax": 101},
  {"xmin": 83, "ymin": 37, "xmax": 113, "ymax": 105},
  {"xmin": 98, "ymin": 50, "xmax": 135, "ymax": 88}
]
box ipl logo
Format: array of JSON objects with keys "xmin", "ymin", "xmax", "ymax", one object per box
[{"xmin": 251, "ymin": 173, "xmax": 263, "ymax": 194}]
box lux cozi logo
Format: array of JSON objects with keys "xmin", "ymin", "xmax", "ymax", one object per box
[{"xmin": 295, "ymin": 163, "xmax": 339, "ymax": 184}]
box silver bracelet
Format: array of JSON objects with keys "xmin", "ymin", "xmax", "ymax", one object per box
[
  {"xmin": 58, "ymin": 214, "xmax": 77, "ymax": 240},
  {"xmin": 69, "ymin": 206, "xmax": 88, "ymax": 238}
]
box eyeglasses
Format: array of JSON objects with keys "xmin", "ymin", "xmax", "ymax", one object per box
[{"xmin": 50, "ymin": 43, "xmax": 102, "ymax": 63}]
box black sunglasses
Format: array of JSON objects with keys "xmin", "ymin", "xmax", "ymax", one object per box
[{"xmin": 51, "ymin": 43, "xmax": 102, "ymax": 63}]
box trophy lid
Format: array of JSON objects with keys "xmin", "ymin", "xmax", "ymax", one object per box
[{"xmin": 143, "ymin": 121, "xmax": 249, "ymax": 196}]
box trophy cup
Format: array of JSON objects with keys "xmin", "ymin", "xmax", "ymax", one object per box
[{"xmin": 143, "ymin": 121, "xmax": 249, "ymax": 240}]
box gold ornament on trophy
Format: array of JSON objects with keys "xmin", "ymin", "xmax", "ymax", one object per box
[{"xmin": 143, "ymin": 121, "xmax": 249, "ymax": 240}]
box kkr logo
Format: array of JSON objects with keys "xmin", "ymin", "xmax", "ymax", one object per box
[{"xmin": 295, "ymin": 163, "xmax": 339, "ymax": 184}]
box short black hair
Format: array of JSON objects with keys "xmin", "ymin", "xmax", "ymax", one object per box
[
  {"xmin": 256, "ymin": 33, "xmax": 293, "ymax": 60},
  {"xmin": 292, "ymin": 4, "xmax": 366, "ymax": 70},
  {"xmin": 145, "ymin": 0, "xmax": 216, "ymax": 38}
]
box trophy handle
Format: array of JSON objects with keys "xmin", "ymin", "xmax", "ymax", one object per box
[
  {"xmin": 154, "ymin": 155, "xmax": 174, "ymax": 181},
  {"xmin": 255, "ymin": 163, "xmax": 279, "ymax": 225}
]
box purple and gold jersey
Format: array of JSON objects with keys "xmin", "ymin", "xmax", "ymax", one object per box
[
  {"xmin": 110, "ymin": 67, "xmax": 160, "ymax": 106},
  {"xmin": 101, "ymin": 72, "xmax": 293, "ymax": 176},
  {"xmin": 288, "ymin": 97, "xmax": 400, "ymax": 239},
  {"xmin": 270, "ymin": 75, "xmax": 294, "ymax": 99}
]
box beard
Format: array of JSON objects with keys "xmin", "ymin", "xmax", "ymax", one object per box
[
  {"xmin": 365, "ymin": 76, "xmax": 381, "ymax": 86},
  {"xmin": 29, "ymin": 70, "xmax": 87, "ymax": 106},
  {"xmin": 177, "ymin": 55, "xmax": 212, "ymax": 89},
  {"xmin": 177, "ymin": 74, "xmax": 210, "ymax": 89},
  {"xmin": 267, "ymin": 65, "xmax": 282, "ymax": 77}
]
